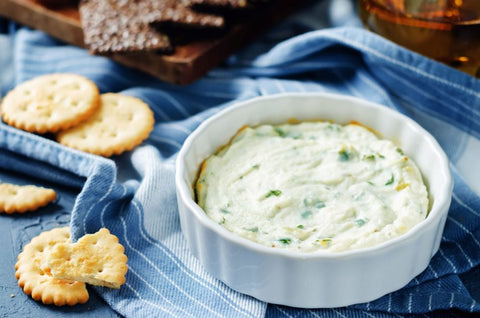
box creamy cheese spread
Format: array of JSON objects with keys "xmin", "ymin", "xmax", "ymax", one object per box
[{"xmin": 196, "ymin": 122, "xmax": 429, "ymax": 252}]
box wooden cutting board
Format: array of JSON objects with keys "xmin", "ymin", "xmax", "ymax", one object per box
[{"xmin": 0, "ymin": 0, "xmax": 309, "ymax": 85}]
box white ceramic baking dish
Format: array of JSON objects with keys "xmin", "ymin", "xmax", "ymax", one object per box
[{"xmin": 175, "ymin": 93, "xmax": 453, "ymax": 308}]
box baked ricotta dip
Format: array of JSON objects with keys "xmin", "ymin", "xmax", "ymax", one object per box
[{"xmin": 196, "ymin": 121, "xmax": 429, "ymax": 252}]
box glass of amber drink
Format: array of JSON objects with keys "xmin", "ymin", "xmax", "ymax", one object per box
[{"xmin": 358, "ymin": 0, "xmax": 480, "ymax": 77}]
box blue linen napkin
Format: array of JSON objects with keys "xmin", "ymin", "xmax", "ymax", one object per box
[{"xmin": 1, "ymin": 1, "xmax": 480, "ymax": 317}]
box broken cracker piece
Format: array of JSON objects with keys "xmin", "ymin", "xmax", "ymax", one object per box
[
  {"xmin": 0, "ymin": 183, "xmax": 57, "ymax": 214},
  {"xmin": 49, "ymin": 228, "xmax": 128, "ymax": 289},
  {"xmin": 15, "ymin": 227, "xmax": 89, "ymax": 306}
]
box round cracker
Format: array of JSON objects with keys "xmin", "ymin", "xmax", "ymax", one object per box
[
  {"xmin": 15, "ymin": 227, "xmax": 89, "ymax": 306},
  {"xmin": 1, "ymin": 73, "xmax": 100, "ymax": 134},
  {"xmin": 56, "ymin": 93, "xmax": 155, "ymax": 157}
]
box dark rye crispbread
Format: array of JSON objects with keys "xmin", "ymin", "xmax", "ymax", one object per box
[
  {"xmin": 184, "ymin": 0, "xmax": 252, "ymax": 10},
  {"xmin": 184, "ymin": 0, "xmax": 272, "ymax": 11},
  {"xmin": 144, "ymin": 0, "xmax": 225, "ymax": 29},
  {"xmin": 79, "ymin": 0, "xmax": 172, "ymax": 54}
]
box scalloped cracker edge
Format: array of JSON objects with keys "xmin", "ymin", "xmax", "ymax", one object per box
[
  {"xmin": 49, "ymin": 228, "xmax": 128, "ymax": 289},
  {"xmin": 14, "ymin": 227, "xmax": 89, "ymax": 306},
  {"xmin": 56, "ymin": 93, "xmax": 154, "ymax": 157},
  {"xmin": 1, "ymin": 73, "xmax": 100, "ymax": 134},
  {"xmin": 0, "ymin": 183, "xmax": 57, "ymax": 214}
]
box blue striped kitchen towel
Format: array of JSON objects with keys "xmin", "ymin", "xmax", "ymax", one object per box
[{"xmin": 1, "ymin": 0, "xmax": 480, "ymax": 317}]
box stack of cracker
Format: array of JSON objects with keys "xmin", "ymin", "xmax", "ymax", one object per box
[
  {"xmin": 15, "ymin": 227, "xmax": 128, "ymax": 306},
  {"xmin": 78, "ymin": 0, "xmax": 272, "ymax": 54},
  {"xmin": 1, "ymin": 73, "xmax": 155, "ymax": 157}
]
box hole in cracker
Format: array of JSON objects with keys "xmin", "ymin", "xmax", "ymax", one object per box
[
  {"xmin": 50, "ymin": 80, "xmax": 57, "ymax": 85},
  {"xmin": 41, "ymin": 111, "xmax": 52, "ymax": 118}
]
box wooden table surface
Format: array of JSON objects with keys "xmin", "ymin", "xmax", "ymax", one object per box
[{"xmin": 0, "ymin": 0, "xmax": 309, "ymax": 84}]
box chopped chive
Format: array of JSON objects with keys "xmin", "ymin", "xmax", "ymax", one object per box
[
  {"xmin": 304, "ymin": 198, "xmax": 325, "ymax": 209},
  {"xmin": 377, "ymin": 153, "xmax": 385, "ymax": 159},
  {"xmin": 355, "ymin": 219, "xmax": 367, "ymax": 226},
  {"xmin": 316, "ymin": 201, "xmax": 326, "ymax": 209},
  {"xmin": 321, "ymin": 238, "xmax": 332, "ymax": 245},
  {"xmin": 278, "ymin": 238, "xmax": 292, "ymax": 245},
  {"xmin": 338, "ymin": 149, "xmax": 350, "ymax": 161},
  {"xmin": 245, "ymin": 227, "xmax": 258, "ymax": 232},
  {"xmin": 367, "ymin": 181, "xmax": 374, "ymax": 186},
  {"xmin": 396, "ymin": 148, "xmax": 404, "ymax": 155},
  {"xmin": 301, "ymin": 210, "xmax": 312, "ymax": 218},
  {"xmin": 275, "ymin": 127, "xmax": 287, "ymax": 137},
  {"xmin": 385, "ymin": 174, "xmax": 395, "ymax": 186},
  {"xmin": 289, "ymin": 131, "xmax": 302, "ymax": 139},
  {"xmin": 363, "ymin": 154, "xmax": 375, "ymax": 161},
  {"xmin": 219, "ymin": 217, "xmax": 226, "ymax": 225},
  {"xmin": 325, "ymin": 124, "xmax": 340, "ymax": 132},
  {"xmin": 220, "ymin": 208, "xmax": 231, "ymax": 214},
  {"xmin": 297, "ymin": 225, "xmax": 304, "ymax": 229},
  {"xmin": 315, "ymin": 238, "xmax": 332, "ymax": 246},
  {"xmin": 266, "ymin": 189, "xmax": 282, "ymax": 198},
  {"xmin": 252, "ymin": 164, "xmax": 260, "ymax": 169}
]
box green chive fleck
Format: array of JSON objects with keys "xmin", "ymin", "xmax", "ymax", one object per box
[
  {"xmin": 289, "ymin": 131, "xmax": 302, "ymax": 139},
  {"xmin": 315, "ymin": 238, "xmax": 332, "ymax": 246},
  {"xmin": 385, "ymin": 174, "xmax": 395, "ymax": 186},
  {"xmin": 367, "ymin": 181, "xmax": 374, "ymax": 186},
  {"xmin": 325, "ymin": 124, "xmax": 340, "ymax": 132},
  {"xmin": 220, "ymin": 208, "xmax": 231, "ymax": 214},
  {"xmin": 396, "ymin": 148, "xmax": 404, "ymax": 155},
  {"xmin": 275, "ymin": 127, "xmax": 287, "ymax": 137},
  {"xmin": 355, "ymin": 219, "xmax": 367, "ymax": 226},
  {"xmin": 304, "ymin": 198, "xmax": 325, "ymax": 209},
  {"xmin": 297, "ymin": 225, "xmax": 304, "ymax": 229},
  {"xmin": 278, "ymin": 238, "xmax": 292, "ymax": 245},
  {"xmin": 377, "ymin": 153, "xmax": 385, "ymax": 159},
  {"xmin": 363, "ymin": 154, "xmax": 375, "ymax": 161},
  {"xmin": 338, "ymin": 149, "xmax": 350, "ymax": 161},
  {"xmin": 245, "ymin": 227, "xmax": 259, "ymax": 232},
  {"xmin": 219, "ymin": 217, "xmax": 226, "ymax": 225},
  {"xmin": 266, "ymin": 190, "xmax": 282, "ymax": 198},
  {"xmin": 252, "ymin": 164, "xmax": 260, "ymax": 169},
  {"xmin": 316, "ymin": 201, "xmax": 326, "ymax": 209},
  {"xmin": 301, "ymin": 210, "xmax": 312, "ymax": 218}
]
